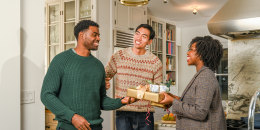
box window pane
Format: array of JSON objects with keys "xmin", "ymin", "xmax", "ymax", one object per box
[
  {"xmin": 49, "ymin": 24, "xmax": 59, "ymax": 45},
  {"xmin": 217, "ymin": 75, "xmax": 228, "ymax": 100},
  {"xmin": 64, "ymin": 22, "xmax": 75, "ymax": 43},
  {"xmin": 158, "ymin": 38, "xmax": 162, "ymax": 52},
  {"xmin": 158, "ymin": 23, "xmax": 162, "ymax": 38},
  {"xmin": 64, "ymin": 44, "xmax": 75, "ymax": 50},
  {"xmin": 49, "ymin": 5, "xmax": 59, "ymax": 24},
  {"xmin": 79, "ymin": 0, "xmax": 91, "ymax": 19},
  {"xmin": 152, "ymin": 21, "xmax": 157, "ymax": 36},
  {"xmin": 152, "ymin": 38, "xmax": 157, "ymax": 52},
  {"xmin": 64, "ymin": 1, "xmax": 75, "ymax": 22},
  {"xmin": 217, "ymin": 49, "xmax": 228, "ymax": 74},
  {"xmin": 49, "ymin": 45, "xmax": 60, "ymax": 63}
]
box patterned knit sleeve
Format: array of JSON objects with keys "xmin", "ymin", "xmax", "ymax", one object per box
[
  {"xmin": 153, "ymin": 58, "xmax": 163, "ymax": 84},
  {"xmin": 105, "ymin": 52, "xmax": 118, "ymax": 79},
  {"xmin": 40, "ymin": 55, "xmax": 75, "ymax": 122}
]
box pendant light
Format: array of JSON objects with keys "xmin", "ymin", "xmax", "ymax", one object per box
[{"xmin": 119, "ymin": 0, "xmax": 149, "ymax": 7}]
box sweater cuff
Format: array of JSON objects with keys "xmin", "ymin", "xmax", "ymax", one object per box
[
  {"xmin": 117, "ymin": 98, "xmax": 124, "ymax": 107},
  {"xmin": 172, "ymin": 99, "xmax": 182, "ymax": 116},
  {"xmin": 64, "ymin": 109, "xmax": 76, "ymax": 122}
]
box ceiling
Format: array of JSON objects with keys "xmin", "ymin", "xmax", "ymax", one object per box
[{"xmin": 147, "ymin": 0, "xmax": 228, "ymax": 27}]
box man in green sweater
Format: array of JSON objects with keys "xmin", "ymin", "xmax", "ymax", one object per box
[{"xmin": 41, "ymin": 20, "xmax": 135, "ymax": 130}]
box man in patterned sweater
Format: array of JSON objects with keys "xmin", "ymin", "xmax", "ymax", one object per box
[
  {"xmin": 41, "ymin": 20, "xmax": 135, "ymax": 130},
  {"xmin": 105, "ymin": 24, "xmax": 163, "ymax": 130}
]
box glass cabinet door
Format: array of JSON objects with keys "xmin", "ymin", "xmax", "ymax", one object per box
[
  {"xmin": 46, "ymin": 0, "xmax": 94, "ymax": 63},
  {"xmin": 48, "ymin": 4, "xmax": 60, "ymax": 63},
  {"xmin": 158, "ymin": 23, "xmax": 163, "ymax": 54},
  {"xmin": 63, "ymin": 0, "xmax": 76, "ymax": 50},
  {"xmin": 150, "ymin": 21, "xmax": 163, "ymax": 62},
  {"xmin": 79, "ymin": 0, "xmax": 91, "ymax": 20},
  {"xmin": 151, "ymin": 21, "xmax": 157, "ymax": 54}
]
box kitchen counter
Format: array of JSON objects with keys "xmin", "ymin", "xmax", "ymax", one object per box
[{"xmin": 154, "ymin": 121, "xmax": 176, "ymax": 130}]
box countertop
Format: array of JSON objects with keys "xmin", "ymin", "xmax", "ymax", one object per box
[{"xmin": 154, "ymin": 121, "xmax": 176, "ymax": 130}]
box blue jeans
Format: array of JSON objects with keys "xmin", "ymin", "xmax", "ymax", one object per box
[{"xmin": 116, "ymin": 111, "xmax": 154, "ymax": 130}]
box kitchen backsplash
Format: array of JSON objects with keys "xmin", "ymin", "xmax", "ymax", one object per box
[{"xmin": 227, "ymin": 38, "xmax": 260, "ymax": 119}]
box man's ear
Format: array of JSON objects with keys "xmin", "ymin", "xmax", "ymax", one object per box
[
  {"xmin": 147, "ymin": 39, "xmax": 152, "ymax": 45},
  {"xmin": 78, "ymin": 31, "xmax": 84, "ymax": 40}
]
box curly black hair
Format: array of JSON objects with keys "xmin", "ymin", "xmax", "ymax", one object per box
[
  {"xmin": 74, "ymin": 20, "xmax": 99, "ymax": 41},
  {"xmin": 135, "ymin": 24, "xmax": 155, "ymax": 40},
  {"xmin": 188, "ymin": 36, "xmax": 223, "ymax": 71}
]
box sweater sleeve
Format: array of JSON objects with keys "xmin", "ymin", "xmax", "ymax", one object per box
[
  {"xmin": 40, "ymin": 56, "xmax": 75, "ymax": 122},
  {"xmin": 105, "ymin": 54, "xmax": 118, "ymax": 79},
  {"xmin": 100, "ymin": 71, "xmax": 123, "ymax": 110},
  {"xmin": 153, "ymin": 58, "xmax": 163, "ymax": 84}
]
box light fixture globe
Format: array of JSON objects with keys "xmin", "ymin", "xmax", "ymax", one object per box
[{"xmin": 119, "ymin": 0, "xmax": 149, "ymax": 6}]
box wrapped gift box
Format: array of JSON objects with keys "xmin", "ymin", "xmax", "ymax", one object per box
[{"xmin": 127, "ymin": 88, "xmax": 164, "ymax": 103}]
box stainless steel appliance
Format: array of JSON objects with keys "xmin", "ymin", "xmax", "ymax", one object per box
[{"xmin": 208, "ymin": 0, "xmax": 260, "ymax": 39}]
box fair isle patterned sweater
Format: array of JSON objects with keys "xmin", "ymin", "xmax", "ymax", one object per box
[{"xmin": 105, "ymin": 47, "xmax": 163, "ymax": 112}]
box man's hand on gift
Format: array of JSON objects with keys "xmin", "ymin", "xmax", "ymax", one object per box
[
  {"xmin": 121, "ymin": 97, "xmax": 136, "ymax": 105},
  {"xmin": 105, "ymin": 78, "xmax": 111, "ymax": 90},
  {"xmin": 160, "ymin": 92, "xmax": 180, "ymax": 105}
]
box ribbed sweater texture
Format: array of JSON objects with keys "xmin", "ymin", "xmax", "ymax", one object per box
[
  {"xmin": 41, "ymin": 49, "xmax": 123, "ymax": 130},
  {"xmin": 105, "ymin": 47, "xmax": 163, "ymax": 112}
]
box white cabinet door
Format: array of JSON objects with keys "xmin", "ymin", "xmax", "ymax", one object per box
[
  {"xmin": 114, "ymin": 0, "xmax": 147, "ymax": 31},
  {"xmin": 114, "ymin": 1, "xmax": 130, "ymax": 30},
  {"xmin": 130, "ymin": 6, "xmax": 146, "ymax": 30}
]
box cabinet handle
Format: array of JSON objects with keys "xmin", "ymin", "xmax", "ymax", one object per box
[
  {"xmin": 129, "ymin": 27, "xmax": 134, "ymax": 30},
  {"xmin": 46, "ymin": 126, "xmax": 50, "ymax": 128}
]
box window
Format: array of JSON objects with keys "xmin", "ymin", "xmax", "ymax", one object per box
[{"xmin": 216, "ymin": 49, "xmax": 228, "ymax": 100}]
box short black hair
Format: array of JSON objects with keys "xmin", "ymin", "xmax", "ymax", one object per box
[
  {"xmin": 189, "ymin": 36, "xmax": 223, "ymax": 71},
  {"xmin": 135, "ymin": 24, "xmax": 155, "ymax": 40},
  {"xmin": 74, "ymin": 20, "xmax": 99, "ymax": 40}
]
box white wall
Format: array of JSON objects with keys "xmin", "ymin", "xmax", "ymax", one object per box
[
  {"xmin": 20, "ymin": 0, "xmax": 45, "ymax": 130},
  {"xmin": 177, "ymin": 24, "xmax": 227, "ymax": 95},
  {"xmin": 0, "ymin": 1, "xmax": 45, "ymax": 130},
  {"xmin": 96, "ymin": 0, "xmax": 114, "ymax": 129},
  {"xmin": 0, "ymin": 1, "xmax": 21, "ymax": 130}
]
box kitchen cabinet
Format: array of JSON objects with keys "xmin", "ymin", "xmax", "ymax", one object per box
[
  {"xmin": 113, "ymin": 0, "xmax": 147, "ymax": 31},
  {"xmin": 45, "ymin": 0, "xmax": 96, "ymax": 65}
]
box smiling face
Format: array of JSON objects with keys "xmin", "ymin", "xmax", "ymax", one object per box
[
  {"xmin": 81, "ymin": 26, "xmax": 100, "ymax": 51},
  {"xmin": 133, "ymin": 27, "xmax": 152, "ymax": 50},
  {"xmin": 187, "ymin": 43, "xmax": 201, "ymax": 66}
]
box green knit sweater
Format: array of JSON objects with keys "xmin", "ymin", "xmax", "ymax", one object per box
[{"xmin": 41, "ymin": 49, "xmax": 123, "ymax": 130}]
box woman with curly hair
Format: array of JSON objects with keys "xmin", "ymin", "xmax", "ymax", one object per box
[{"xmin": 160, "ymin": 36, "xmax": 227, "ymax": 130}]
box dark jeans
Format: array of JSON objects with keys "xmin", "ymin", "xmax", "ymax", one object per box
[
  {"xmin": 59, "ymin": 124, "xmax": 102, "ymax": 130},
  {"xmin": 116, "ymin": 111, "xmax": 154, "ymax": 130}
]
